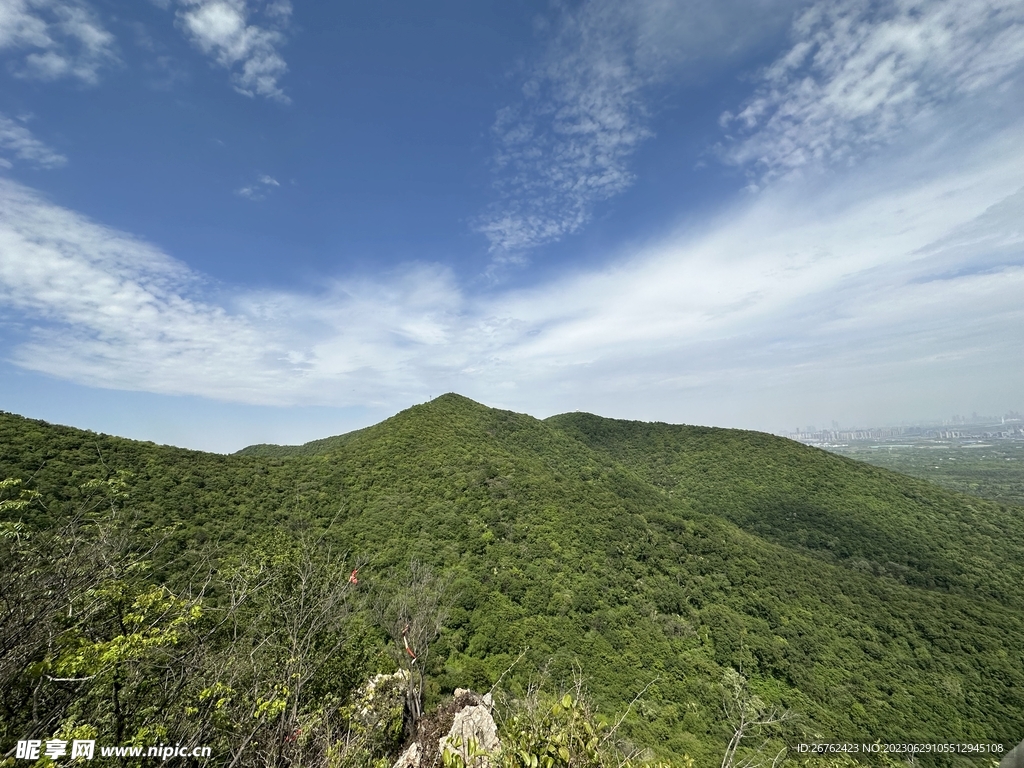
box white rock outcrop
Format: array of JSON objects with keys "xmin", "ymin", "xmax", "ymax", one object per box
[
  {"xmin": 440, "ymin": 703, "xmax": 500, "ymax": 767},
  {"xmin": 393, "ymin": 742, "xmax": 421, "ymax": 768},
  {"xmin": 390, "ymin": 689, "xmax": 501, "ymax": 768}
]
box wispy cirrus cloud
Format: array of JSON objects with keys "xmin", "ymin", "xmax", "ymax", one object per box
[
  {"xmin": 0, "ymin": 113, "xmax": 66, "ymax": 168},
  {"xmin": 482, "ymin": 0, "xmax": 1024, "ymax": 259},
  {"xmin": 478, "ymin": 5, "xmax": 651, "ymax": 258},
  {"xmin": 0, "ymin": 0, "xmax": 117, "ymax": 83},
  {"xmin": 175, "ymin": 0, "xmax": 291, "ymax": 102},
  {"xmin": 235, "ymin": 173, "xmax": 279, "ymax": 200},
  {"xmin": 719, "ymin": 0, "xmax": 1024, "ymax": 183},
  {"xmin": 478, "ymin": 0, "xmax": 808, "ymax": 259}
]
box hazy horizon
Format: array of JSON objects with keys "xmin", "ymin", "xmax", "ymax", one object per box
[{"xmin": 3, "ymin": 391, "xmax": 1022, "ymax": 456}]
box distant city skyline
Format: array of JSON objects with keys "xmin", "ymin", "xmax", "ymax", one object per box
[
  {"xmin": 791, "ymin": 409, "xmax": 1024, "ymax": 433},
  {"xmin": 783, "ymin": 410, "xmax": 1024, "ymax": 445}
]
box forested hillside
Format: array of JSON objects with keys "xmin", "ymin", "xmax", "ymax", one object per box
[
  {"xmin": 544, "ymin": 413, "xmax": 1024, "ymax": 606},
  {"xmin": 1, "ymin": 395, "xmax": 1022, "ymax": 767}
]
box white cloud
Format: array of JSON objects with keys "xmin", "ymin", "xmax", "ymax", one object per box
[
  {"xmin": 1, "ymin": 121, "xmax": 1021, "ymax": 428},
  {"xmin": 176, "ymin": 0, "xmax": 290, "ymax": 102},
  {"xmin": 0, "ymin": 178, "xmax": 466, "ymax": 406},
  {"xmin": 478, "ymin": 0, "xmax": 808, "ymax": 258},
  {"xmin": 0, "ymin": 0, "xmax": 117, "ymax": 83},
  {"xmin": 478, "ymin": 7, "xmax": 650, "ymax": 257},
  {"xmin": 480, "ymin": 0, "xmax": 1024, "ymax": 258},
  {"xmin": 720, "ymin": 0, "xmax": 1024, "ymax": 181},
  {"xmin": 235, "ymin": 173, "xmax": 279, "ymax": 200},
  {"xmin": 0, "ymin": 179, "xmax": 290, "ymax": 404},
  {"xmin": 0, "ymin": 113, "xmax": 66, "ymax": 168}
]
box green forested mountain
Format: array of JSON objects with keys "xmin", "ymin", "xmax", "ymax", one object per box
[
  {"xmin": 544, "ymin": 413, "xmax": 1024, "ymax": 606},
  {"xmin": 1, "ymin": 395, "xmax": 1022, "ymax": 767}
]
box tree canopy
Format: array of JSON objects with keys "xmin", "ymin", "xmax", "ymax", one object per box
[{"xmin": 1, "ymin": 395, "xmax": 1022, "ymax": 767}]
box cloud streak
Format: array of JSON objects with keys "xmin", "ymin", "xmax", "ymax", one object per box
[
  {"xmin": 0, "ymin": 113, "xmax": 67, "ymax": 168},
  {"xmin": 235, "ymin": 173, "xmax": 279, "ymax": 200},
  {"xmin": 480, "ymin": 0, "xmax": 1024, "ymax": 259},
  {"xmin": 720, "ymin": 0, "xmax": 1024, "ymax": 181},
  {"xmin": 478, "ymin": 3, "xmax": 651, "ymax": 257},
  {"xmin": 0, "ymin": 0, "xmax": 117, "ymax": 83},
  {"xmin": 478, "ymin": 0, "xmax": 808, "ymax": 258},
  {"xmin": 176, "ymin": 0, "xmax": 291, "ymax": 101}
]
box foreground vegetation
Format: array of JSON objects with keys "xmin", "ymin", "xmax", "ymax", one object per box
[{"xmin": 1, "ymin": 395, "xmax": 1022, "ymax": 766}]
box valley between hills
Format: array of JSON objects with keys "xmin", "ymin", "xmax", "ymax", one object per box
[{"xmin": 1, "ymin": 394, "xmax": 1022, "ymax": 767}]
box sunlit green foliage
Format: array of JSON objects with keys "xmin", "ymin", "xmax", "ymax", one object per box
[{"xmin": 2, "ymin": 396, "xmax": 1023, "ymax": 767}]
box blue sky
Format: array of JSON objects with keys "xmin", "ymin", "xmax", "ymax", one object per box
[{"xmin": 1, "ymin": 0, "xmax": 1022, "ymax": 452}]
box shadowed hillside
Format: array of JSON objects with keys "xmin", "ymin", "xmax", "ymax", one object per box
[{"xmin": 544, "ymin": 412, "xmax": 1024, "ymax": 607}]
